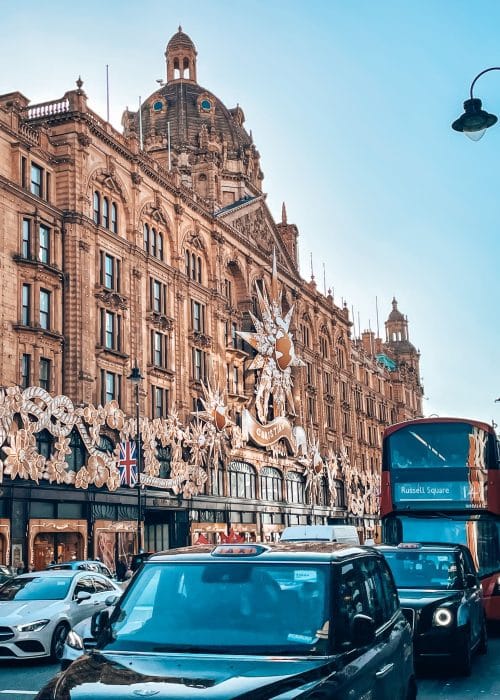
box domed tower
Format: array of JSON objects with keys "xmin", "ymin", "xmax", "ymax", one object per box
[
  {"xmin": 122, "ymin": 29, "xmax": 263, "ymax": 207},
  {"xmin": 384, "ymin": 297, "xmax": 419, "ymax": 370},
  {"xmin": 165, "ymin": 27, "xmax": 197, "ymax": 83},
  {"xmin": 385, "ymin": 297, "xmax": 408, "ymax": 344}
]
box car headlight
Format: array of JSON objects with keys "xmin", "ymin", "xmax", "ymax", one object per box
[
  {"xmin": 16, "ymin": 619, "xmax": 50, "ymax": 632},
  {"xmin": 65, "ymin": 629, "xmax": 84, "ymax": 650},
  {"xmin": 433, "ymin": 607, "xmax": 454, "ymax": 627}
]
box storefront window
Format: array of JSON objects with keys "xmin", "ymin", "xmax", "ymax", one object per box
[
  {"xmin": 286, "ymin": 472, "xmax": 305, "ymax": 504},
  {"xmin": 260, "ymin": 467, "xmax": 283, "ymax": 502},
  {"xmin": 229, "ymin": 461, "xmax": 256, "ymax": 499}
]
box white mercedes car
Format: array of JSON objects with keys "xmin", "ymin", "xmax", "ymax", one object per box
[{"xmin": 0, "ymin": 569, "xmax": 121, "ymax": 661}]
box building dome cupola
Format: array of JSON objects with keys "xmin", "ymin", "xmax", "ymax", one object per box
[
  {"xmin": 385, "ymin": 297, "xmax": 410, "ymax": 344},
  {"xmin": 165, "ymin": 26, "xmax": 197, "ymax": 84}
]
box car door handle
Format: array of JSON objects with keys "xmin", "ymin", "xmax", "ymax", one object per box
[{"xmin": 376, "ymin": 663, "xmax": 394, "ymax": 679}]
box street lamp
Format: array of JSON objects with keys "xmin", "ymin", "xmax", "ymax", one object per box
[
  {"xmin": 452, "ymin": 67, "xmax": 500, "ymax": 140},
  {"xmin": 127, "ymin": 362, "xmax": 144, "ymax": 553}
]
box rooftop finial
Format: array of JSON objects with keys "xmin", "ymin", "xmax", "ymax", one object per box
[
  {"xmin": 76, "ymin": 76, "xmax": 83, "ymax": 90},
  {"xmin": 281, "ymin": 202, "xmax": 287, "ymax": 225},
  {"xmin": 178, "ymin": 25, "xmax": 182, "ymax": 32}
]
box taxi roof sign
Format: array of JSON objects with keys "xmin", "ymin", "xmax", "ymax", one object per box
[{"xmin": 211, "ymin": 544, "xmax": 268, "ymax": 557}]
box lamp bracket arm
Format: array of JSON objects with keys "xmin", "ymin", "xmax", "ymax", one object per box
[{"xmin": 470, "ymin": 67, "xmax": 500, "ymax": 99}]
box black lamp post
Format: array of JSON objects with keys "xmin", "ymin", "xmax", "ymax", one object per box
[
  {"xmin": 452, "ymin": 67, "xmax": 500, "ymax": 140},
  {"xmin": 127, "ymin": 363, "xmax": 144, "ymax": 553}
]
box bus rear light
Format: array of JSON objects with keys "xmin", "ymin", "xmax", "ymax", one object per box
[{"xmin": 493, "ymin": 576, "xmax": 500, "ymax": 595}]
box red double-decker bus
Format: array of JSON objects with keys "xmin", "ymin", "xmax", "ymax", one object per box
[{"xmin": 380, "ymin": 417, "xmax": 500, "ymax": 620}]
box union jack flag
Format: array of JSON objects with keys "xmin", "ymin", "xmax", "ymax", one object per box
[{"xmin": 118, "ymin": 440, "xmax": 138, "ymax": 487}]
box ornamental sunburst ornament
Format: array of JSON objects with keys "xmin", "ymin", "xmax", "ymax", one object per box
[
  {"xmin": 237, "ymin": 250, "xmax": 304, "ymax": 423},
  {"xmin": 195, "ymin": 378, "xmax": 231, "ymax": 431}
]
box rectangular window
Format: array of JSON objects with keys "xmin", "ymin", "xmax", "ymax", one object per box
[
  {"xmin": 39, "ymin": 289, "xmax": 51, "ymax": 330},
  {"xmin": 151, "ymin": 386, "xmax": 168, "ymax": 418},
  {"xmin": 30, "ymin": 163, "xmax": 43, "ymax": 197},
  {"xmin": 308, "ymin": 395, "xmax": 316, "ymax": 422},
  {"xmin": 22, "ymin": 219, "xmax": 31, "ymax": 259},
  {"xmin": 101, "ymin": 369, "xmax": 121, "ymax": 404},
  {"xmin": 191, "ymin": 300, "xmax": 205, "ymax": 332},
  {"xmin": 39, "ymin": 357, "xmax": 51, "ymax": 391},
  {"xmin": 100, "ymin": 252, "xmax": 120, "ymax": 292},
  {"xmin": 151, "ymin": 331, "xmax": 167, "ymax": 368},
  {"xmin": 22, "ymin": 283, "xmax": 31, "ymax": 325},
  {"xmin": 21, "ymin": 353, "xmax": 31, "ymax": 389},
  {"xmin": 326, "ymin": 403, "xmax": 334, "ymax": 429},
  {"xmin": 21, "ymin": 156, "xmax": 27, "ymax": 188},
  {"xmin": 224, "ymin": 278, "xmax": 232, "ymax": 303},
  {"xmin": 192, "ymin": 347, "xmax": 207, "ymax": 381},
  {"xmin": 306, "ymin": 362, "xmax": 313, "ymax": 385},
  {"xmin": 150, "ymin": 278, "xmax": 166, "ymax": 314},
  {"xmin": 324, "ymin": 371, "xmax": 332, "ymax": 395},
  {"xmin": 101, "ymin": 309, "xmax": 121, "ymax": 351},
  {"xmin": 39, "ymin": 224, "xmax": 50, "ymax": 264}
]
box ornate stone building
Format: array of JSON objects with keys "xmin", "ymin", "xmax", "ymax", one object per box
[{"xmin": 0, "ymin": 28, "xmax": 423, "ymax": 572}]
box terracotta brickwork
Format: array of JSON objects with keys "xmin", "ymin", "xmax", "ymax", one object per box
[{"xmin": 0, "ymin": 29, "xmax": 423, "ymax": 558}]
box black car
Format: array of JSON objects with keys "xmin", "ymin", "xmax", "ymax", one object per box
[
  {"xmin": 377, "ymin": 542, "xmax": 487, "ymax": 675},
  {"xmin": 36, "ymin": 542, "xmax": 416, "ymax": 700}
]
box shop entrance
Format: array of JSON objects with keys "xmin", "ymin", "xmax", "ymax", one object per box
[
  {"xmin": 94, "ymin": 520, "xmax": 136, "ymax": 575},
  {"xmin": 33, "ymin": 532, "xmax": 84, "ymax": 570}
]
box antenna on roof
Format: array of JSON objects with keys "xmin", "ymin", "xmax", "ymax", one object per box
[
  {"xmin": 138, "ymin": 96, "xmax": 143, "ymax": 150},
  {"xmin": 105, "ymin": 65, "xmax": 110, "ymax": 122},
  {"xmin": 375, "ymin": 296, "xmax": 380, "ymax": 338}
]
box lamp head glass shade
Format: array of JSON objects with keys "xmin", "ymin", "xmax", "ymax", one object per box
[
  {"xmin": 127, "ymin": 365, "xmax": 144, "ymax": 383},
  {"xmin": 452, "ymin": 98, "xmax": 497, "ymax": 138}
]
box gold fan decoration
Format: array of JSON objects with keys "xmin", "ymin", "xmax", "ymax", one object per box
[{"xmin": 237, "ymin": 251, "xmax": 304, "ymax": 423}]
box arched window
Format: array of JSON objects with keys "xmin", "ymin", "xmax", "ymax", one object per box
[
  {"xmin": 111, "ymin": 203, "xmax": 118, "ymax": 233},
  {"xmin": 36, "ymin": 429, "xmax": 53, "ymax": 460},
  {"xmin": 229, "ymin": 461, "xmax": 256, "ymax": 499},
  {"xmin": 151, "ymin": 228, "xmax": 157, "ymax": 257},
  {"xmin": 286, "ymin": 471, "xmax": 306, "ymax": 504},
  {"xmin": 65, "ymin": 429, "xmax": 87, "ymax": 474},
  {"xmin": 143, "ymin": 224, "xmax": 149, "ymax": 252},
  {"xmin": 102, "ymin": 197, "xmax": 109, "ymax": 228},
  {"xmin": 185, "ymin": 248, "xmax": 204, "ymax": 284},
  {"xmin": 93, "ymin": 191, "xmax": 101, "ymax": 225},
  {"xmin": 260, "ymin": 467, "xmax": 283, "ymax": 502}
]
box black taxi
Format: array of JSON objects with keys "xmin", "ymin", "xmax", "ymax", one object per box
[
  {"xmin": 36, "ymin": 542, "xmax": 416, "ymax": 700},
  {"xmin": 377, "ymin": 542, "xmax": 487, "ymax": 675}
]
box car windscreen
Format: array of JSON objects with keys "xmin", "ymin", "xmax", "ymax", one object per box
[
  {"xmin": 382, "ymin": 550, "xmax": 462, "ymax": 590},
  {"xmin": 0, "ymin": 576, "xmax": 72, "ymax": 600},
  {"xmin": 104, "ymin": 562, "xmax": 330, "ymax": 656}
]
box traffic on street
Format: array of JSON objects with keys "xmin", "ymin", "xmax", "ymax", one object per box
[{"xmin": 1, "ymin": 628, "xmax": 500, "ymax": 698}]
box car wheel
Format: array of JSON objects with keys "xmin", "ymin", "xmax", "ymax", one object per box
[
  {"xmin": 478, "ymin": 617, "xmax": 488, "ymax": 655},
  {"xmin": 454, "ymin": 631, "xmax": 472, "ymax": 676},
  {"xmin": 50, "ymin": 622, "xmax": 69, "ymax": 662}
]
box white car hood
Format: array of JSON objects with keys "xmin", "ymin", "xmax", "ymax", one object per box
[{"xmin": 0, "ymin": 600, "xmax": 63, "ymax": 623}]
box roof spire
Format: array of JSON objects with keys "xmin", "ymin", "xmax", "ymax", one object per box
[{"xmin": 281, "ymin": 202, "xmax": 287, "ymax": 225}]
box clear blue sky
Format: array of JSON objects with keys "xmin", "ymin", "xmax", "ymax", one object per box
[{"xmin": 2, "ymin": 0, "xmax": 499, "ymax": 425}]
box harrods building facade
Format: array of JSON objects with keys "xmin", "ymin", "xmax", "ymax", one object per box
[{"xmin": 0, "ymin": 29, "xmax": 423, "ymax": 572}]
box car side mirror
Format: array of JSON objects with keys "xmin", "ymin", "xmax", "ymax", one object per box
[
  {"xmin": 351, "ymin": 613, "xmax": 376, "ymax": 646},
  {"xmin": 466, "ymin": 573, "xmax": 478, "ymax": 588},
  {"xmin": 76, "ymin": 591, "xmax": 92, "ymax": 603},
  {"xmin": 91, "ymin": 609, "xmax": 110, "ymax": 638},
  {"xmin": 105, "ymin": 594, "xmax": 119, "ymax": 606}
]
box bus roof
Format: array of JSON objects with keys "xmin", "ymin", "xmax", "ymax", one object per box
[{"xmin": 383, "ymin": 416, "xmax": 495, "ymax": 438}]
